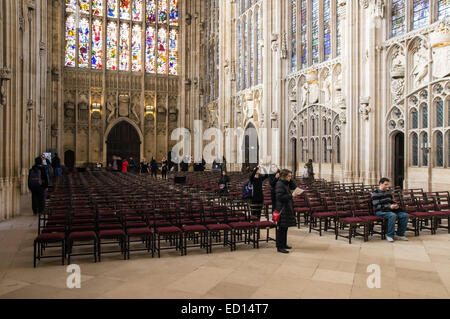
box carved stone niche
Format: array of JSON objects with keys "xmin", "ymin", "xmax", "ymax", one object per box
[
  {"xmin": 118, "ymin": 94, "xmax": 130, "ymax": 117},
  {"xmin": 78, "ymin": 102, "xmax": 89, "ymax": 122},
  {"xmin": 64, "ymin": 102, "xmax": 75, "ymax": 120},
  {"xmin": 359, "ymin": 96, "xmax": 371, "ymax": 121},
  {"xmin": 168, "ymin": 106, "xmax": 178, "ymax": 122}
]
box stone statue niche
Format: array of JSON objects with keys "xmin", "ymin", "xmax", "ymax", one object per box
[
  {"xmin": 118, "ymin": 94, "xmax": 130, "ymax": 118},
  {"xmin": 78, "ymin": 102, "xmax": 89, "ymax": 122}
]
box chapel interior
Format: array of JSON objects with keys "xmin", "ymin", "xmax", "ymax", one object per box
[{"xmin": 0, "ymin": 0, "xmax": 449, "ymax": 299}]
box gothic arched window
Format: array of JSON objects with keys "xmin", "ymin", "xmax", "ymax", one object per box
[
  {"xmin": 411, "ymin": 109, "xmax": 418, "ymax": 129},
  {"xmin": 436, "ymin": 98, "xmax": 444, "ymax": 127},
  {"xmin": 311, "ymin": 0, "xmax": 319, "ymax": 65},
  {"xmin": 421, "ymin": 104, "xmax": 428, "ymax": 128},
  {"xmin": 391, "ymin": 0, "xmax": 406, "ymax": 37},
  {"xmin": 64, "ymin": 0, "xmax": 179, "ymax": 75},
  {"xmin": 323, "ymin": 0, "xmax": 331, "ymax": 61},
  {"xmin": 422, "ymin": 132, "xmax": 429, "ymax": 166},
  {"xmin": 300, "ymin": 0, "xmax": 308, "ymax": 67},
  {"xmin": 436, "ymin": 131, "xmax": 444, "ymax": 167},
  {"xmin": 291, "ymin": 0, "xmax": 297, "ymax": 72},
  {"xmin": 412, "ymin": 133, "xmax": 419, "ymax": 166},
  {"xmin": 412, "ymin": 0, "xmax": 430, "ymax": 30}
]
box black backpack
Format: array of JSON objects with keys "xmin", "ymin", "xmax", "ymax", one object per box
[{"xmin": 28, "ymin": 169, "xmax": 42, "ymax": 189}]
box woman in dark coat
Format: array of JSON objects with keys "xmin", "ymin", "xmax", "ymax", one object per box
[
  {"xmin": 249, "ymin": 166, "xmax": 269, "ymax": 220},
  {"xmin": 275, "ymin": 169, "xmax": 298, "ymax": 254}
]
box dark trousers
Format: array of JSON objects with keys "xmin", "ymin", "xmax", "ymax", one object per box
[
  {"xmin": 151, "ymin": 170, "xmax": 157, "ymax": 178},
  {"xmin": 276, "ymin": 226, "xmax": 288, "ymax": 249},
  {"xmin": 161, "ymin": 170, "xmax": 167, "ymax": 180},
  {"xmin": 31, "ymin": 188, "xmax": 46, "ymax": 215}
]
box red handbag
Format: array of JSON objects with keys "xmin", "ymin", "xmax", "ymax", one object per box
[{"xmin": 272, "ymin": 210, "xmax": 281, "ymax": 223}]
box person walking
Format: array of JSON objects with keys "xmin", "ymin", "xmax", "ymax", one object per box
[
  {"xmin": 218, "ymin": 170, "xmax": 230, "ymax": 196},
  {"xmin": 121, "ymin": 158, "xmax": 129, "ymax": 173},
  {"xmin": 274, "ymin": 169, "xmax": 298, "ymax": 254},
  {"xmin": 52, "ymin": 153, "xmax": 62, "ymax": 178},
  {"xmin": 150, "ymin": 157, "xmax": 158, "ymax": 178},
  {"xmin": 28, "ymin": 157, "xmax": 49, "ymax": 216},
  {"xmin": 249, "ymin": 165, "xmax": 269, "ymax": 220},
  {"xmin": 304, "ymin": 159, "xmax": 315, "ymax": 184},
  {"xmin": 129, "ymin": 157, "xmax": 136, "ymax": 173},
  {"xmin": 161, "ymin": 157, "xmax": 168, "ymax": 180}
]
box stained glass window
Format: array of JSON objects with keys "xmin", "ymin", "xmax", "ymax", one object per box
[
  {"xmin": 422, "ymin": 133, "xmax": 428, "ymax": 166},
  {"xmin": 412, "ymin": 109, "xmax": 418, "ymax": 129},
  {"xmin": 119, "ymin": 23, "xmax": 130, "ymax": 71},
  {"xmin": 323, "ymin": 0, "xmax": 331, "ymax": 61},
  {"xmin": 132, "ymin": 0, "xmax": 142, "ymax": 21},
  {"xmin": 336, "ymin": 0, "xmax": 342, "ymax": 56},
  {"xmin": 249, "ymin": 14, "xmax": 254, "ymax": 87},
  {"xmin": 66, "ymin": 0, "xmax": 76, "ymax": 13},
  {"xmin": 391, "ymin": 0, "xmax": 406, "ymax": 37},
  {"xmin": 436, "ymin": 98, "xmax": 444, "ymax": 127},
  {"xmin": 132, "ymin": 24, "xmax": 142, "ymax": 72},
  {"xmin": 108, "ymin": 0, "xmax": 118, "ymax": 18},
  {"xmin": 78, "ymin": 18, "xmax": 90, "ymax": 68},
  {"xmin": 80, "ymin": 0, "xmax": 90, "ymax": 14},
  {"xmin": 64, "ymin": 0, "xmax": 178, "ymax": 74},
  {"xmin": 412, "ymin": 133, "xmax": 419, "ymax": 166},
  {"xmin": 436, "ymin": 132, "xmax": 444, "ymax": 167},
  {"xmin": 422, "ymin": 105, "xmax": 428, "ymax": 128},
  {"xmin": 237, "ymin": 22, "xmax": 241, "ymax": 90},
  {"xmin": 65, "ymin": 15, "xmax": 76, "ymax": 67},
  {"xmin": 145, "ymin": 26, "xmax": 156, "ymax": 73},
  {"xmin": 169, "ymin": 0, "xmax": 179, "ymax": 26},
  {"xmin": 438, "ymin": 0, "xmax": 450, "ymax": 20},
  {"xmin": 146, "ymin": 0, "xmax": 156, "ymax": 23},
  {"xmin": 120, "ymin": 0, "xmax": 131, "ymax": 20},
  {"xmin": 300, "ymin": 0, "xmax": 307, "ymax": 68},
  {"xmin": 92, "ymin": 0, "xmax": 104, "ymax": 16},
  {"xmin": 158, "ymin": 0, "xmax": 168, "ymax": 24},
  {"xmin": 243, "ymin": 19, "xmax": 248, "ymax": 89},
  {"xmin": 157, "ymin": 27, "xmax": 167, "ymax": 74},
  {"xmin": 291, "ymin": 0, "xmax": 297, "ymax": 73},
  {"xmin": 92, "ymin": 19, "xmax": 103, "ymax": 69},
  {"xmin": 107, "ymin": 22, "xmax": 118, "ymax": 70},
  {"xmin": 169, "ymin": 29, "xmax": 178, "ymax": 75},
  {"xmin": 311, "ymin": 0, "xmax": 319, "ymax": 64},
  {"xmin": 412, "ymin": 0, "xmax": 429, "ymax": 30}
]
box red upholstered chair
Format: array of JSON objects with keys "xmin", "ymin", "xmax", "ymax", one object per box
[
  {"xmin": 402, "ymin": 196, "xmax": 434, "ymax": 236},
  {"xmin": 67, "ymin": 231, "xmax": 98, "ymax": 264},
  {"xmin": 126, "ymin": 227, "xmax": 154, "ymax": 259},
  {"xmin": 426, "ymin": 192, "xmax": 450, "ymax": 234},
  {"xmin": 98, "ymin": 228, "xmax": 127, "ymax": 262},
  {"xmin": 335, "ymin": 200, "xmax": 369, "ymax": 244},
  {"xmin": 34, "ymin": 232, "xmax": 66, "ymax": 268},
  {"xmin": 250, "ymin": 201, "xmax": 276, "ymax": 249},
  {"xmin": 227, "ymin": 206, "xmax": 256, "ymax": 251}
]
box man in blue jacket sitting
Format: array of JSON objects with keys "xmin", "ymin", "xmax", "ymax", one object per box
[{"xmin": 371, "ymin": 177, "xmax": 409, "ymax": 242}]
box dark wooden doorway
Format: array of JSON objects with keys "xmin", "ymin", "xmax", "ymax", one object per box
[
  {"xmin": 106, "ymin": 121, "xmax": 141, "ymax": 166},
  {"xmin": 242, "ymin": 123, "xmax": 259, "ymax": 173},
  {"xmin": 394, "ymin": 132, "xmax": 405, "ymax": 189}
]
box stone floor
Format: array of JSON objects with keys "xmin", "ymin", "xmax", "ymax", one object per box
[{"xmin": 0, "ymin": 195, "xmax": 449, "ymax": 299}]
